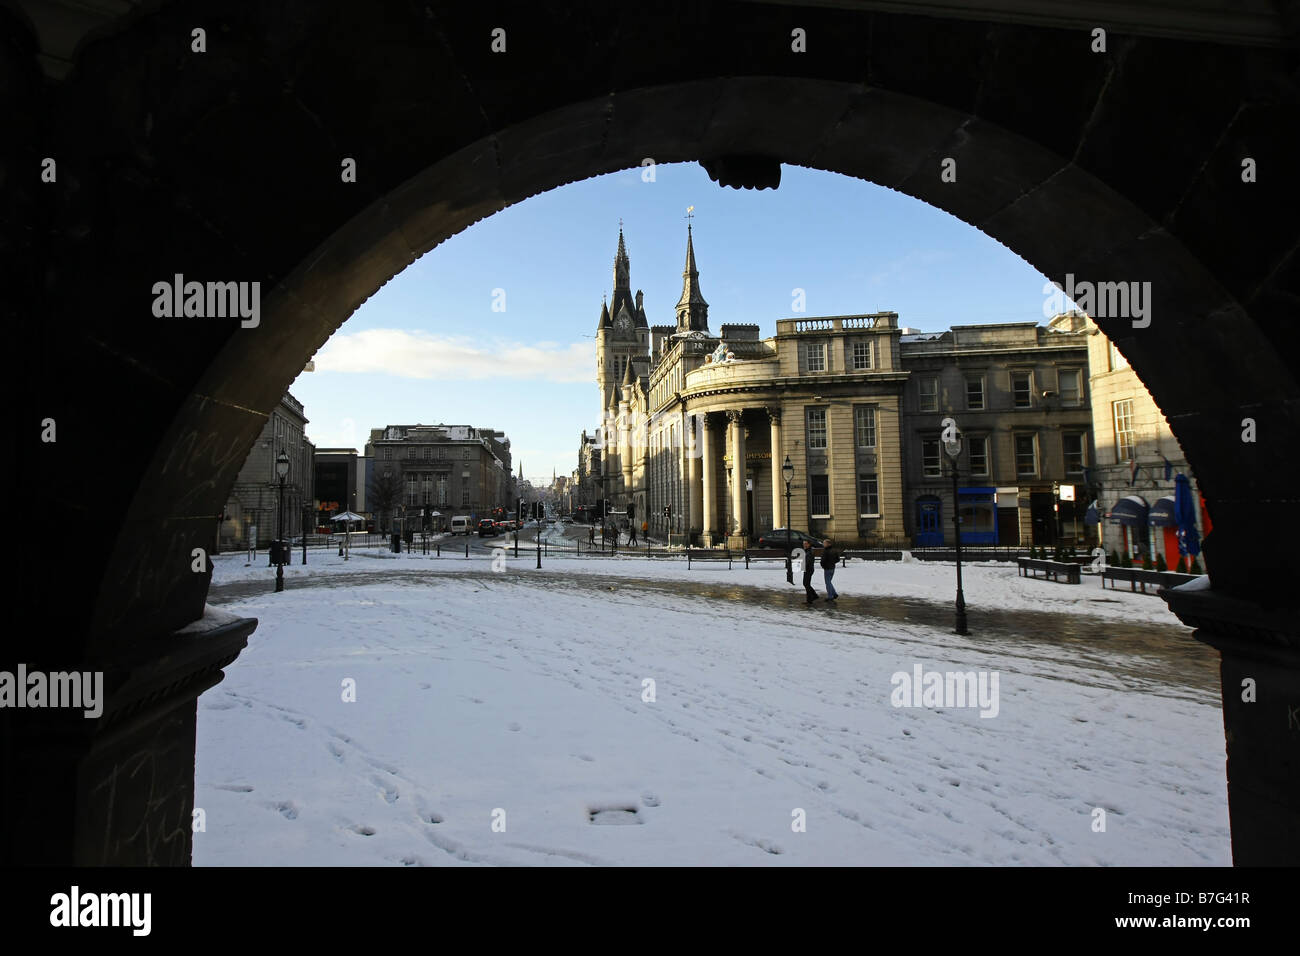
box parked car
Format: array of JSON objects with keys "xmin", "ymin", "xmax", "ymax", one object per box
[
  {"xmin": 756, "ymin": 528, "xmax": 816, "ymax": 553},
  {"xmin": 450, "ymin": 516, "xmax": 471, "ymax": 535}
]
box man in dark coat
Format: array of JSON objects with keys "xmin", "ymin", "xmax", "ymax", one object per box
[
  {"xmin": 821, "ymin": 538, "xmax": 841, "ymax": 601},
  {"xmin": 802, "ymin": 539, "xmax": 818, "ymax": 604}
]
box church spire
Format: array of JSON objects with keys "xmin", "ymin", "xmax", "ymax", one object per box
[
  {"xmin": 675, "ymin": 221, "xmax": 709, "ymax": 332},
  {"xmin": 597, "ymin": 295, "xmax": 610, "ymax": 330},
  {"xmin": 613, "ymin": 223, "xmax": 630, "ymax": 292}
]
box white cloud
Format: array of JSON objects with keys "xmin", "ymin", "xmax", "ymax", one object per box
[{"xmin": 314, "ymin": 329, "xmax": 594, "ymax": 383}]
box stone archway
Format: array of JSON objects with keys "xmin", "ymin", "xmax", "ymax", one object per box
[{"xmin": 7, "ymin": 0, "xmax": 1296, "ymax": 864}]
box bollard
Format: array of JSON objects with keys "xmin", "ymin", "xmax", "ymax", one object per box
[
  {"xmin": 465, "ymin": 541, "xmax": 469, "ymax": 558},
  {"xmin": 436, "ymin": 543, "xmax": 441, "ymax": 557}
]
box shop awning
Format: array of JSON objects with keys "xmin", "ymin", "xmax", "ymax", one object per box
[
  {"xmin": 1107, "ymin": 495, "xmax": 1148, "ymax": 527},
  {"xmin": 1148, "ymin": 496, "xmax": 1177, "ymax": 527}
]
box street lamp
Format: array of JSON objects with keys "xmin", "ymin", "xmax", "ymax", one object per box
[
  {"xmin": 942, "ymin": 420, "xmax": 968, "ymax": 634},
  {"xmin": 275, "ymin": 450, "xmax": 289, "ymax": 593},
  {"xmin": 782, "ymin": 455, "xmax": 795, "ymax": 585}
]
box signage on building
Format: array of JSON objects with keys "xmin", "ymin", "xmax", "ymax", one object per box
[{"xmin": 1060, "ymin": 485, "xmax": 1075, "ymax": 501}]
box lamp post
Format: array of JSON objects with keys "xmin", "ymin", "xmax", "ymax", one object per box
[
  {"xmin": 782, "ymin": 455, "xmax": 795, "ymax": 585},
  {"xmin": 302, "ymin": 504, "xmax": 309, "ymax": 565},
  {"xmin": 941, "ymin": 419, "xmax": 968, "ymax": 635},
  {"xmin": 275, "ymin": 450, "xmax": 289, "ymax": 593}
]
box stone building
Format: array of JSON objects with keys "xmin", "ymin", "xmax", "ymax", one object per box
[
  {"xmin": 364, "ymin": 424, "xmax": 513, "ymax": 530},
  {"xmin": 1083, "ymin": 314, "xmax": 1209, "ymax": 568},
  {"xmin": 220, "ymin": 391, "xmax": 315, "ymax": 549},
  {"xmin": 899, "ymin": 313, "xmax": 1094, "ymax": 547},
  {"xmin": 585, "ymin": 225, "xmax": 1103, "ymax": 549},
  {"xmin": 593, "ymin": 225, "xmax": 909, "ymax": 546}
]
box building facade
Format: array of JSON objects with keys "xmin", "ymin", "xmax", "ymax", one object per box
[
  {"xmin": 364, "ymin": 424, "xmax": 513, "ymax": 531},
  {"xmin": 1084, "ymin": 314, "xmax": 1209, "ymax": 569},
  {"xmin": 220, "ymin": 391, "xmax": 314, "ymax": 550},
  {"xmin": 584, "ymin": 226, "xmax": 1102, "ymax": 550},
  {"xmin": 899, "ymin": 313, "xmax": 1094, "ymax": 547}
]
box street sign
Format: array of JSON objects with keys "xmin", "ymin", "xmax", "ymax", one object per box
[{"xmin": 1060, "ymin": 484, "xmax": 1076, "ymax": 501}]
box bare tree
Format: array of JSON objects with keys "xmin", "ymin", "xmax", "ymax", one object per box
[{"xmin": 367, "ymin": 468, "xmax": 403, "ymax": 533}]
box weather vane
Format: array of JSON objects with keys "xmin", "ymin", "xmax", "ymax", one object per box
[{"xmin": 686, "ymin": 205, "xmax": 694, "ymax": 222}]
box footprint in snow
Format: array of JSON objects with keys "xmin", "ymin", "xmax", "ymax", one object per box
[
  {"xmin": 348, "ymin": 824, "xmax": 376, "ymax": 836},
  {"xmin": 508, "ymin": 722, "xmax": 521, "ymax": 732}
]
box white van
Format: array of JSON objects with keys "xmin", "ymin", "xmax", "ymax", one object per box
[{"xmin": 450, "ymin": 516, "xmax": 471, "ymax": 536}]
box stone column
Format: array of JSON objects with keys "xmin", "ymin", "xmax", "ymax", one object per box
[
  {"xmin": 1163, "ymin": 585, "xmax": 1300, "ymax": 865},
  {"xmin": 688, "ymin": 415, "xmax": 703, "ymax": 539},
  {"xmin": 728, "ymin": 409, "xmax": 746, "ymax": 536},
  {"xmin": 700, "ymin": 413, "xmax": 715, "ymax": 541},
  {"xmin": 767, "ymin": 407, "xmax": 783, "ymax": 529}
]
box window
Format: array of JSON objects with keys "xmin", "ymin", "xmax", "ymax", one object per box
[
  {"xmin": 382, "ymin": 447, "xmax": 392, "ymax": 460},
  {"xmin": 423, "ymin": 446, "xmax": 432, "ymax": 459},
  {"xmin": 919, "ymin": 376, "xmax": 939, "ymax": 412},
  {"xmin": 437, "ymin": 477, "xmax": 447, "ymax": 506},
  {"xmin": 806, "ymin": 407, "xmax": 827, "ymax": 450},
  {"xmin": 1063, "ymin": 433, "xmax": 1086, "ymax": 476},
  {"xmin": 1059, "ymin": 369, "xmax": 1082, "ymax": 407},
  {"xmin": 854, "ymin": 406, "xmax": 876, "ymax": 449},
  {"xmin": 463, "ymin": 447, "xmax": 472, "ymax": 460},
  {"xmin": 1113, "ymin": 400, "xmax": 1135, "ymax": 461},
  {"xmin": 1014, "ymin": 434, "xmax": 1038, "ymax": 477},
  {"xmin": 461, "ymin": 477, "xmax": 470, "ymax": 506},
  {"xmin": 802, "ymin": 341, "xmax": 826, "ymax": 373},
  {"xmin": 1108, "ymin": 340, "xmax": 1128, "ymax": 371},
  {"xmin": 966, "ymin": 375, "xmax": 984, "ymax": 410},
  {"xmin": 922, "ymin": 437, "xmax": 942, "ymax": 478},
  {"xmin": 1012, "ymin": 371, "xmax": 1032, "ymax": 408},
  {"xmin": 810, "ymin": 474, "xmax": 830, "ymax": 517},
  {"xmin": 852, "ymin": 339, "xmax": 873, "ymax": 370},
  {"xmin": 968, "ymin": 435, "xmax": 989, "ymax": 477},
  {"xmin": 858, "ymin": 475, "xmax": 879, "ymax": 517}
]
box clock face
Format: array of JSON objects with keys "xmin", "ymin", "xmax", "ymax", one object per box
[{"xmin": 616, "ymin": 313, "xmax": 632, "ymax": 333}]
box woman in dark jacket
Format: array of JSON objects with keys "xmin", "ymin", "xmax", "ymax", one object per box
[
  {"xmin": 802, "ymin": 540, "xmax": 818, "ymax": 604},
  {"xmin": 820, "ymin": 538, "xmax": 840, "ymax": 601}
]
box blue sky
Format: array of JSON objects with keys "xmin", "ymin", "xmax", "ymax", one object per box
[{"xmin": 289, "ymin": 162, "xmax": 1059, "ymax": 483}]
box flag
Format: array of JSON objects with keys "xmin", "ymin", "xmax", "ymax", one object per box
[{"xmin": 1162, "ymin": 456, "xmax": 1172, "ymax": 481}]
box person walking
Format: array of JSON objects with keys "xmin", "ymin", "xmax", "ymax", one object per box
[
  {"xmin": 628, "ymin": 522, "xmax": 638, "ymax": 546},
  {"xmin": 821, "ymin": 537, "xmax": 841, "ymax": 601},
  {"xmin": 802, "ymin": 539, "xmax": 819, "ymax": 604},
  {"xmin": 588, "ymin": 524, "xmax": 596, "ymax": 546}
]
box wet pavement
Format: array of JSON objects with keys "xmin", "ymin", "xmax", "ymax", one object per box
[{"xmin": 209, "ymin": 562, "xmax": 1219, "ymax": 703}]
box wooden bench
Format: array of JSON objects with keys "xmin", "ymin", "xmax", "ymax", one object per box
[
  {"xmin": 686, "ymin": 548, "xmax": 732, "ymax": 569},
  {"xmin": 1017, "ymin": 557, "xmax": 1082, "ymax": 584},
  {"xmin": 743, "ymin": 548, "xmax": 789, "ymax": 568},
  {"xmin": 1101, "ymin": 567, "xmax": 1199, "ymax": 594}
]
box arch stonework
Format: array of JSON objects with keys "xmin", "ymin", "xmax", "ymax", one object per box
[{"xmin": 6, "ymin": 0, "xmax": 1296, "ymax": 864}]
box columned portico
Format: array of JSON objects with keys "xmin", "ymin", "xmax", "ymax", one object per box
[
  {"xmin": 727, "ymin": 409, "xmax": 747, "ymax": 544},
  {"xmin": 687, "ymin": 415, "xmax": 702, "ymax": 540},
  {"xmin": 767, "ymin": 407, "xmax": 783, "ymax": 530},
  {"xmin": 700, "ymin": 413, "xmax": 716, "ymax": 543}
]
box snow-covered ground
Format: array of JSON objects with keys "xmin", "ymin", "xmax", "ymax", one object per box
[
  {"xmin": 212, "ymin": 537, "xmax": 1191, "ymax": 627},
  {"xmin": 194, "ymin": 546, "xmax": 1228, "ymax": 866}
]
